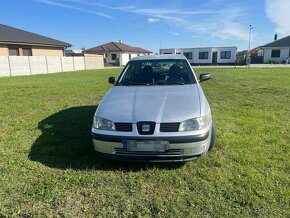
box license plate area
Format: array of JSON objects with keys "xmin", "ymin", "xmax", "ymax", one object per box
[{"xmin": 123, "ymin": 140, "xmax": 169, "ymax": 152}]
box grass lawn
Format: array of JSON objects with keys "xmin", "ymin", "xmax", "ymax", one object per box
[{"xmin": 0, "ymin": 67, "xmax": 289, "ymax": 217}]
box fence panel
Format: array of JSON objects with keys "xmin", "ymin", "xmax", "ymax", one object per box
[
  {"xmin": 73, "ymin": 57, "xmax": 85, "ymax": 70},
  {"xmin": 85, "ymin": 56, "xmax": 104, "ymax": 69},
  {"xmin": 47, "ymin": 56, "xmax": 62, "ymax": 73},
  {"xmin": 9, "ymin": 56, "xmax": 30, "ymax": 76},
  {"xmin": 0, "ymin": 55, "xmax": 104, "ymax": 77},
  {"xmin": 0, "ymin": 56, "xmax": 10, "ymax": 77},
  {"xmin": 61, "ymin": 57, "xmax": 74, "ymax": 72},
  {"xmin": 30, "ymin": 56, "xmax": 47, "ymax": 75}
]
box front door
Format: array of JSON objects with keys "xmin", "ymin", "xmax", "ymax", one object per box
[{"xmin": 212, "ymin": 52, "xmax": 217, "ymax": 65}]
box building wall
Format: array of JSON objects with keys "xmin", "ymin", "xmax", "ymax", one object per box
[
  {"xmin": 0, "ymin": 43, "xmax": 65, "ymax": 56},
  {"xmin": 0, "ymin": 45, "xmax": 8, "ymax": 55},
  {"xmin": 193, "ymin": 48, "xmax": 213, "ymax": 64},
  {"xmin": 32, "ymin": 46, "xmax": 64, "ymax": 56},
  {"xmin": 263, "ymin": 47, "xmax": 290, "ymax": 63},
  {"xmin": 215, "ymin": 47, "xmax": 237, "ymax": 64}
]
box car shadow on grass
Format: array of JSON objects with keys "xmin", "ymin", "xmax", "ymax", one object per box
[{"xmin": 29, "ymin": 106, "xmax": 184, "ymax": 171}]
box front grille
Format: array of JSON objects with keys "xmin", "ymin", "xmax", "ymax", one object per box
[
  {"xmin": 137, "ymin": 121, "xmax": 156, "ymax": 135},
  {"xmin": 114, "ymin": 148, "xmax": 183, "ymax": 156},
  {"xmin": 160, "ymin": 123, "xmax": 180, "ymax": 132},
  {"xmin": 115, "ymin": 123, "xmax": 133, "ymax": 132}
]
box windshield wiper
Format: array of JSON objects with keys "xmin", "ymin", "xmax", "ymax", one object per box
[
  {"xmin": 118, "ymin": 81, "xmax": 150, "ymax": 86},
  {"xmin": 156, "ymin": 81, "xmax": 185, "ymax": 85}
]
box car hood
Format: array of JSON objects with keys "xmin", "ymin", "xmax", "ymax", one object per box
[{"xmin": 96, "ymin": 85, "xmax": 201, "ymax": 123}]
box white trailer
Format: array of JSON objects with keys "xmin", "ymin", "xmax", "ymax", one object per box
[{"xmin": 160, "ymin": 47, "xmax": 237, "ymax": 65}]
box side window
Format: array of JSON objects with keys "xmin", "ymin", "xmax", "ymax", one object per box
[
  {"xmin": 8, "ymin": 47, "xmax": 19, "ymax": 56},
  {"xmin": 23, "ymin": 48, "xmax": 32, "ymax": 56},
  {"xmin": 221, "ymin": 51, "xmax": 231, "ymax": 59},
  {"xmin": 111, "ymin": 53, "xmax": 117, "ymax": 60},
  {"xmin": 199, "ymin": 52, "xmax": 209, "ymax": 59},
  {"xmin": 183, "ymin": 52, "xmax": 192, "ymax": 60},
  {"xmin": 271, "ymin": 50, "xmax": 280, "ymax": 58}
]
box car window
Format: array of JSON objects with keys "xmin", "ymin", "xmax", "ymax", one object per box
[{"xmin": 117, "ymin": 59, "xmax": 196, "ymax": 85}]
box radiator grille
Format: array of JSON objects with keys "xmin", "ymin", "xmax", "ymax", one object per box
[
  {"xmin": 160, "ymin": 123, "xmax": 180, "ymax": 132},
  {"xmin": 115, "ymin": 123, "xmax": 133, "ymax": 132}
]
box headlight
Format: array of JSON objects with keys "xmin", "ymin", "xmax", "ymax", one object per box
[
  {"xmin": 93, "ymin": 117, "xmax": 115, "ymax": 131},
  {"xmin": 179, "ymin": 115, "xmax": 210, "ymax": 131}
]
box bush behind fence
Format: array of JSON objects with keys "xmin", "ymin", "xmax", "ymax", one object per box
[{"xmin": 0, "ymin": 56, "xmax": 104, "ymax": 77}]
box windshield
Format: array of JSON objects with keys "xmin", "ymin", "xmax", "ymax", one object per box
[{"xmin": 116, "ymin": 59, "xmax": 196, "ymax": 86}]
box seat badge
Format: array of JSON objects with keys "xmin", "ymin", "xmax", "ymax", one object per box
[{"xmin": 142, "ymin": 124, "xmax": 150, "ymax": 132}]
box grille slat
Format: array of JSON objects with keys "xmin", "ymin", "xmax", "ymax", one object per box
[
  {"xmin": 115, "ymin": 123, "xmax": 133, "ymax": 132},
  {"xmin": 114, "ymin": 148, "xmax": 183, "ymax": 156},
  {"xmin": 160, "ymin": 123, "xmax": 180, "ymax": 132}
]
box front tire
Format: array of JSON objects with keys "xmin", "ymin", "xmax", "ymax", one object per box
[{"xmin": 208, "ymin": 122, "xmax": 216, "ymax": 151}]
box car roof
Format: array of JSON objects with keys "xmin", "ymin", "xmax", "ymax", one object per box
[{"xmin": 131, "ymin": 54, "xmax": 186, "ymax": 61}]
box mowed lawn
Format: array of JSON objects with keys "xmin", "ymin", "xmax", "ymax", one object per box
[{"xmin": 0, "ymin": 67, "xmax": 289, "ymax": 217}]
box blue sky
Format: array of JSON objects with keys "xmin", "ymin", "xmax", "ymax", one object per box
[{"xmin": 1, "ymin": 0, "xmax": 290, "ymax": 53}]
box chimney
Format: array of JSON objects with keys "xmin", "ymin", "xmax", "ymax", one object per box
[
  {"xmin": 119, "ymin": 40, "xmax": 123, "ymax": 44},
  {"xmin": 274, "ymin": 34, "xmax": 278, "ymax": 41}
]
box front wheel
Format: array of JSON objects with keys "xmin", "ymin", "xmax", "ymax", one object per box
[{"xmin": 208, "ymin": 122, "xmax": 216, "ymax": 151}]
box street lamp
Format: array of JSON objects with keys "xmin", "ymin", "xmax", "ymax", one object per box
[{"xmin": 248, "ymin": 24, "xmax": 253, "ymax": 51}]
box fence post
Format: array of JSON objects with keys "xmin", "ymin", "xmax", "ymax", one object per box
[
  {"xmin": 45, "ymin": 56, "xmax": 48, "ymax": 74},
  {"xmin": 60, "ymin": 56, "xmax": 63, "ymax": 72},
  {"xmin": 72, "ymin": 57, "xmax": 75, "ymax": 71},
  {"xmin": 28, "ymin": 56, "xmax": 32, "ymax": 75},
  {"xmin": 8, "ymin": 56, "xmax": 12, "ymax": 77},
  {"xmin": 84, "ymin": 56, "xmax": 87, "ymax": 70}
]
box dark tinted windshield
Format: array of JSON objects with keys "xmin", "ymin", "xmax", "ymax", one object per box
[{"xmin": 116, "ymin": 59, "xmax": 196, "ymax": 85}]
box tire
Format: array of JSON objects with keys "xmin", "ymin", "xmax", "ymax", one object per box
[{"xmin": 208, "ymin": 122, "xmax": 216, "ymax": 151}]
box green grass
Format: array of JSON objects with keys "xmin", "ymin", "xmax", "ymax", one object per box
[{"xmin": 0, "ymin": 68, "xmax": 289, "ymax": 217}]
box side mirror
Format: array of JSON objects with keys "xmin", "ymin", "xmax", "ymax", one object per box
[
  {"xmin": 199, "ymin": 73, "xmax": 211, "ymax": 82},
  {"xmin": 108, "ymin": 76, "xmax": 115, "ymax": 84}
]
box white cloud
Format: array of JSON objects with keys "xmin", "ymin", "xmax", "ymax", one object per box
[
  {"xmin": 37, "ymin": 0, "xmax": 113, "ymax": 19},
  {"xmin": 147, "ymin": 17, "xmax": 160, "ymax": 23},
  {"xmin": 169, "ymin": 32, "xmax": 179, "ymax": 36},
  {"xmin": 266, "ymin": 0, "xmax": 290, "ymax": 35}
]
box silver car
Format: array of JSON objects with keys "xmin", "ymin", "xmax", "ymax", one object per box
[{"xmin": 91, "ymin": 54, "xmax": 216, "ymax": 162}]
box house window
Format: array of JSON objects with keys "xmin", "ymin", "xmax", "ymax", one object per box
[
  {"xmin": 111, "ymin": 53, "xmax": 117, "ymax": 60},
  {"xmin": 23, "ymin": 48, "xmax": 32, "ymax": 56},
  {"xmin": 183, "ymin": 52, "xmax": 193, "ymax": 60},
  {"xmin": 221, "ymin": 51, "xmax": 231, "ymax": 59},
  {"xmin": 8, "ymin": 47, "xmax": 19, "ymax": 56},
  {"xmin": 271, "ymin": 50, "xmax": 280, "ymax": 58},
  {"xmin": 199, "ymin": 52, "xmax": 209, "ymax": 59}
]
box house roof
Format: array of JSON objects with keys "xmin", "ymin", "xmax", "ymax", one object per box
[
  {"xmin": 0, "ymin": 24, "xmax": 71, "ymax": 47},
  {"xmin": 86, "ymin": 42, "xmax": 152, "ymax": 54},
  {"xmin": 261, "ymin": 35, "xmax": 290, "ymax": 48}
]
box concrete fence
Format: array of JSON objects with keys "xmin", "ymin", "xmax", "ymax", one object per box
[{"xmin": 0, "ymin": 56, "xmax": 104, "ymax": 77}]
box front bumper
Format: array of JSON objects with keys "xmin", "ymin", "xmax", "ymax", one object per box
[{"xmin": 91, "ymin": 128, "xmax": 211, "ymax": 162}]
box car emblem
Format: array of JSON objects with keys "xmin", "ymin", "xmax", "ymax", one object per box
[{"xmin": 142, "ymin": 124, "xmax": 150, "ymax": 132}]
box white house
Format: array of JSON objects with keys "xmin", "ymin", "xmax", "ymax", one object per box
[
  {"xmin": 260, "ymin": 35, "xmax": 290, "ymax": 64},
  {"xmin": 160, "ymin": 47, "xmax": 237, "ymax": 65},
  {"xmin": 86, "ymin": 41, "xmax": 152, "ymax": 66}
]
